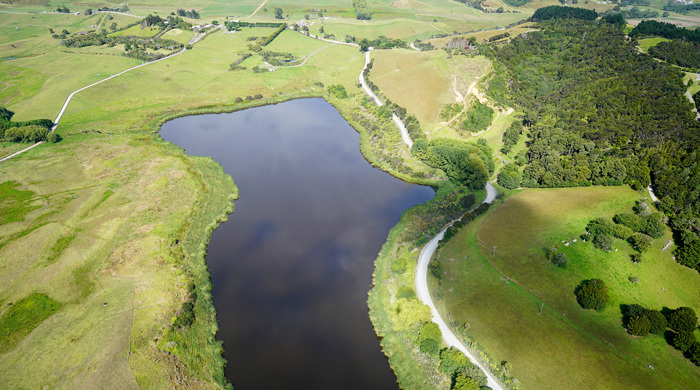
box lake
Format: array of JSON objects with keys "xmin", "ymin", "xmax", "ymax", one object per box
[{"xmin": 160, "ymin": 98, "xmax": 434, "ymax": 390}]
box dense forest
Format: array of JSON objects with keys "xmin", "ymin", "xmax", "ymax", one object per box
[
  {"xmin": 648, "ymin": 40, "xmax": 700, "ymax": 69},
  {"xmin": 488, "ymin": 17, "xmax": 700, "ymax": 273}
]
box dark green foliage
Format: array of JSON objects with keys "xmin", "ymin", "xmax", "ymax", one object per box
[
  {"xmin": 552, "ymin": 252, "xmax": 568, "ymax": 267},
  {"xmin": 649, "ymin": 40, "xmax": 700, "ymax": 69},
  {"xmin": 601, "ymin": 13, "xmax": 626, "ymax": 28},
  {"xmin": 627, "ymin": 315, "xmax": 651, "ymax": 336},
  {"xmin": 673, "ymin": 331, "xmax": 697, "ymax": 352},
  {"xmin": 674, "ymin": 238, "xmax": 700, "ymax": 270},
  {"xmin": 4, "ymin": 125, "xmax": 48, "ymax": 143},
  {"xmin": 260, "ymin": 51, "xmax": 294, "ymax": 66},
  {"xmin": 576, "ymin": 279, "xmax": 610, "ymax": 311},
  {"xmin": 62, "ymin": 32, "xmax": 184, "ymax": 62},
  {"xmin": 500, "ymin": 121, "xmax": 523, "ymax": 155},
  {"xmin": 460, "ymin": 101, "xmax": 493, "ymax": 133},
  {"xmin": 689, "ymin": 342, "xmax": 700, "ymax": 366},
  {"xmin": 440, "ymin": 103, "xmax": 462, "ymax": 121},
  {"xmin": 667, "ymin": 307, "xmax": 698, "ymax": 332},
  {"xmin": 624, "ymin": 304, "xmax": 647, "ymax": 318},
  {"xmin": 647, "ymin": 310, "xmax": 667, "ymax": 334},
  {"xmin": 593, "ymin": 234, "xmax": 615, "ymax": 251},
  {"xmin": 353, "ymin": 0, "xmax": 371, "ymax": 20},
  {"xmin": 531, "ymin": 6, "xmax": 598, "ymax": 21},
  {"xmin": 451, "ymin": 374, "xmax": 480, "ymax": 390},
  {"xmin": 587, "ymin": 218, "xmax": 616, "ymax": 251},
  {"xmin": 0, "ymin": 293, "xmax": 61, "ymax": 353},
  {"xmin": 503, "ymin": 0, "xmax": 531, "ymax": 6},
  {"xmin": 439, "ymin": 348, "xmax": 487, "ymax": 387},
  {"xmin": 396, "ymin": 286, "xmax": 416, "ymax": 299},
  {"xmin": 497, "ymin": 163, "xmax": 522, "ymax": 189},
  {"xmin": 358, "ymin": 36, "xmax": 407, "ymax": 51},
  {"xmin": 418, "ymin": 322, "xmax": 441, "ymax": 355},
  {"xmin": 391, "ymin": 256, "xmax": 407, "ymax": 274},
  {"xmin": 694, "ymin": 91, "xmax": 700, "ymax": 110},
  {"xmin": 628, "ymin": 232, "xmax": 653, "ymax": 252},
  {"xmin": 614, "ymin": 213, "xmax": 642, "ymax": 231},
  {"xmin": 274, "ymin": 7, "xmax": 283, "ymax": 19},
  {"xmin": 588, "ymin": 218, "xmax": 613, "ymax": 236},
  {"xmin": 430, "ymin": 258, "xmax": 443, "ymax": 278},
  {"xmin": 620, "ymin": 7, "xmax": 659, "ymax": 19},
  {"xmin": 631, "ymin": 20, "xmax": 700, "ymax": 43},
  {"xmin": 491, "ymin": 16, "xmax": 700, "ymax": 245},
  {"xmin": 327, "ymin": 84, "xmax": 348, "ymax": 99},
  {"xmin": 613, "ymin": 224, "xmax": 633, "ymax": 240},
  {"xmin": 229, "ymin": 53, "xmax": 251, "ymax": 70},
  {"xmin": 417, "ymin": 138, "xmax": 493, "ymax": 189},
  {"xmin": 176, "ymin": 8, "xmax": 200, "ymax": 19}
]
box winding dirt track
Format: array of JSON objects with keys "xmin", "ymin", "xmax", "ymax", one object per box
[{"xmin": 415, "ymin": 182, "xmax": 505, "ymax": 390}]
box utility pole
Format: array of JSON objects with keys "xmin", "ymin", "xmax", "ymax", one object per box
[
  {"xmin": 539, "ymin": 303, "xmax": 545, "ymax": 315},
  {"xmin": 492, "ymin": 246, "xmax": 497, "ymax": 257}
]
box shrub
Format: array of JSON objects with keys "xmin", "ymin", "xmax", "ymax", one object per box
[
  {"xmin": 552, "ymin": 252, "xmax": 568, "ymax": 267},
  {"xmin": 576, "ymin": 279, "xmax": 610, "ymax": 311},
  {"xmin": 390, "ymin": 256, "xmax": 407, "ymax": 274},
  {"xmin": 327, "ymin": 84, "xmax": 348, "ymax": 99},
  {"xmin": 624, "ymin": 304, "xmax": 647, "ymax": 318},
  {"xmin": 689, "ymin": 342, "xmax": 700, "ymax": 366},
  {"xmin": 593, "ymin": 234, "xmax": 615, "ymax": 251},
  {"xmin": 46, "ymin": 132, "xmax": 60, "ymax": 143},
  {"xmin": 646, "ymin": 310, "xmax": 667, "ymax": 334},
  {"xmin": 667, "ymin": 307, "xmax": 698, "ymax": 332},
  {"xmin": 497, "ymin": 163, "xmax": 522, "ymax": 189},
  {"xmin": 629, "ymin": 232, "xmax": 653, "ymax": 252},
  {"xmin": 613, "ymin": 224, "xmax": 633, "ymax": 240},
  {"xmin": 672, "ymin": 331, "xmax": 697, "ymax": 352},
  {"xmin": 627, "ymin": 315, "xmax": 651, "ymax": 336},
  {"xmin": 396, "ymin": 286, "xmax": 415, "ymax": 300}
]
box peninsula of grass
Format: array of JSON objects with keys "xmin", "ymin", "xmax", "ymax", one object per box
[{"xmin": 431, "ymin": 186, "xmax": 700, "ymax": 390}]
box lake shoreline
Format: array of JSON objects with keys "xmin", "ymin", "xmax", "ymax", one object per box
[{"xmin": 155, "ymin": 95, "xmax": 442, "ymax": 388}]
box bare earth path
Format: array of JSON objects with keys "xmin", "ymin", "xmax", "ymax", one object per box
[
  {"xmin": 415, "ymin": 182, "xmax": 505, "ymax": 390},
  {"xmin": 249, "ymin": 0, "xmax": 269, "ymax": 18}
]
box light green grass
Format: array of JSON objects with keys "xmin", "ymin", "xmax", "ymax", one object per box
[
  {"xmin": 0, "ymin": 62, "xmax": 46, "ymax": 106},
  {"xmin": 638, "ymin": 37, "xmax": 671, "ymax": 53},
  {"xmin": 0, "ymin": 293, "xmax": 61, "ymax": 353},
  {"xmin": 434, "ymin": 186, "xmax": 700, "ymax": 390}
]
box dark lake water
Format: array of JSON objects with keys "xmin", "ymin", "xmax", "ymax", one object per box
[{"xmin": 160, "ymin": 98, "xmax": 434, "ymax": 390}]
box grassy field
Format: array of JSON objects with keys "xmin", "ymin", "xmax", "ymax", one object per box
[
  {"xmin": 432, "ymin": 186, "xmax": 700, "ymax": 390},
  {"xmin": 369, "ymin": 49, "xmax": 495, "ymax": 135},
  {"xmin": 0, "ymin": 131, "xmax": 238, "ymax": 388},
  {"xmin": 638, "ymin": 37, "xmax": 671, "ymax": 53}
]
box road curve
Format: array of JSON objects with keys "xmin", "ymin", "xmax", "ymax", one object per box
[
  {"xmin": 415, "ymin": 182, "xmax": 504, "ymax": 390},
  {"xmin": 358, "ymin": 49, "xmax": 413, "ymax": 148}
]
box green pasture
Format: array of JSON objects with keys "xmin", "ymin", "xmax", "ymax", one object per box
[
  {"xmin": 0, "ymin": 131, "xmax": 235, "ymax": 388},
  {"xmin": 58, "ymin": 29, "xmax": 362, "ymax": 134},
  {"xmin": 433, "ymin": 186, "xmax": 700, "ymax": 390},
  {"xmin": 638, "ymin": 37, "xmax": 671, "ymax": 53}
]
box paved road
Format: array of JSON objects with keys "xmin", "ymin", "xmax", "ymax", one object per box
[
  {"xmin": 358, "ymin": 49, "xmax": 413, "ymax": 148},
  {"xmin": 415, "ymin": 182, "xmax": 504, "ymax": 390}
]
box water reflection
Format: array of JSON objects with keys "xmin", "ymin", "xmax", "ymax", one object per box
[{"xmin": 161, "ymin": 98, "xmax": 434, "ymax": 390}]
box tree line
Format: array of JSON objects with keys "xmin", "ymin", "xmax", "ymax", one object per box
[{"xmin": 0, "ymin": 107, "xmax": 58, "ymax": 143}]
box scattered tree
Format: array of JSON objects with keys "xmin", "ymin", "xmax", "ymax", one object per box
[
  {"xmin": 627, "ymin": 315, "xmax": 651, "ymax": 336},
  {"xmin": 667, "ymin": 307, "xmax": 698, "ymax": 332},
  {"xmin": 576, "ymin": 279, "xmax": 610, "ymax": 311}
]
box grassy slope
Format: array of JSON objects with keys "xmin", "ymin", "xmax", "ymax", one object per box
[{"xmin": 433, "ymin": 186, "xmax": 700, "ymax": 390}]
